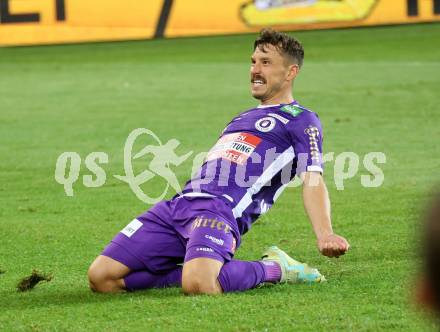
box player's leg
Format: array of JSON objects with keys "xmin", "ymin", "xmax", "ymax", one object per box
[
  {"xmin": 178, "ymin": 198, "xmax": 326, "ymax": 295},
  {"xmin": 182, "ymin": 257, "xmax": 223, "ymax": 295},
  {"xmin": 180, "ymin": 209, "xmax": 235, "ymax": 295},
  {"xmin": 181, "ymin": 255, "xmax": 280, "ymax": 295},
  {"xmin": 217, "ymin": 259, "xmax": 279, "ymax": 292},
  {"xmin": 88, "ymin": 201, "xmax": 186, "ymax": 293},
  {"xmin": 124, "ymin": 267, "xmax": 182, "ymax": 291},
  {"xmin": 88, "ymin": 255, "xmax": 129, "ymax": 293},
  {"xmin": 88, "ymin": 254, "xmax": 182, "ymax": 293},
  {"xmin": 182, "ymin": 215, "xmax": 324, "ymax": 294},
  {"xmin": 217, "ymin": 247, "xmax": 327, "ymax": 292},
  {"xmin": 181, "ymin": 211, "xmax": 278, "ymax": 294}
]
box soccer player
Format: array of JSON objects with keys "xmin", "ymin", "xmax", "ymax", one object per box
[{"xmin": 88, "ymin": 29, "xmax": 350, "ymax": 294}]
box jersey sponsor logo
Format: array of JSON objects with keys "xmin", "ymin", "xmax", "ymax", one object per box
[
  {"xmin": 196, "ymin": 247, "xmax": 214, "ymax": 253},
  {"xmin": 121, "ymin": 219, "xmax": 143, "ymax": 238},
  {"xmin": 205, "ymin": 234, "xmax": 224, "ymax": 246},
  {"xmin": 304, "ymin": 126, "xmax": 321, "ymax": 163},
  {"xmin": 280, "ymin": 104, "xmax": 304, "ymax": 117},
  {"xmin": 255, "ymin": 117, "xmax": 276, "ymax": 132},
  {"xmin": 191, "ymin": 216, "xmax": 233, "ymax": 234},
  {"xmin": 207, "ymin": 132, "xmax": 262, "ymax": 165}
]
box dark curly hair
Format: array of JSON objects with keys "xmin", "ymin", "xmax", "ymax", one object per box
[{"xmin": 254, "ymin": 28, "xmax": 304, "ymax": 68}]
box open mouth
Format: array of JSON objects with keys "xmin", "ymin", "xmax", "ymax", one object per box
[{"xmin": 251, "ymin": 77, "xmax": 266, "ymax": 87}]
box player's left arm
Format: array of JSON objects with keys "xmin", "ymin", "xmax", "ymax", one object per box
[
  {"xmin": 290, "ymin": 111, "xmax": 349, "ymax": 257},
  {"xmin": 301, "ymin": 171, "xmax": 349, "ymax": 258}
]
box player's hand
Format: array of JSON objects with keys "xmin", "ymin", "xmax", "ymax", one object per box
[{"xmin": 317, "ymin": 234, "xmax": 350, "ymax": 258}]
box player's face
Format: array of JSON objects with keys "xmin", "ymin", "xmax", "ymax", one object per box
[{"xmin": 250, "ymin": 44, "xmax": 291, "ymax": 103}]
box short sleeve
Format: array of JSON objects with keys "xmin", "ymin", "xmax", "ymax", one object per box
[{"xmin": 289, "ymin": 111, "xmax": 324, "ymax": 174}]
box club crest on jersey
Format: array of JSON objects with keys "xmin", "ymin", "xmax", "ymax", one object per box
[
  {"xmin": 207, "ymin": 132, "xmax": 262, "ymax": 165},
  {"xmin": 255, "ymin": 117, "xmax": 276, "ymax": 132}
]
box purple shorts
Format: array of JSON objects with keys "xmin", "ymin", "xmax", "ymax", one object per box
[{"xmin": 101, "ymin": 196, "xmax": 240, "ymax": 274}]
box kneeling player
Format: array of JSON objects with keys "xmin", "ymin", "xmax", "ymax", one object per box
[{"xmin": 88, "ymin": 29, "xmax": 349, "ymax": 294}]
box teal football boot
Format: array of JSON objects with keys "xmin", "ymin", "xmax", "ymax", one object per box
[{"xmin": 261, "ymin": 246, "xmax": 326, "ymax": 283}]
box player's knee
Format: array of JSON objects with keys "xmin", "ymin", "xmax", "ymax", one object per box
[
  {"xmin": 87, "ymin": 261, "xmax": 118, "ymax": 293},
  {"xmin": 87, "ymin": 263, "xmax": 105, "ymax": 292},
  {"xmin": 182, "ymin": 274, "xmax": 221, "ymax": 295},
  {"xmin": 87, "ymin": 255, "xmax": 130, "ymax": 293}
]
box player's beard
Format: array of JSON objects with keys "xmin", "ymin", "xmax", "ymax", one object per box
[
  {"xmin": 251, "ymin": 80, "xmax": 283, "ymax": 103},
  {"xmin": 251, "ymin": 75, "xmax": 269, "ymax": 101}
]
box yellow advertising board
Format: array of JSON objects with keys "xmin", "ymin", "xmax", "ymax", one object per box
[
  {"xmin": 1, "ymin": 0, "xmax": 439, "ymax": 46},
  {"xmin": 0, "ymin": 0, "xmax": 164, "ymax": 46}
]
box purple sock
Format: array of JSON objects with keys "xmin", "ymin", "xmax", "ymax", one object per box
[
  {"xmin": 124, "ymin": 267, "xmax": 182, "ymax": 291},
  {"xmin": 260, "ymin": 260, "xmax": 282, "ymax": 283},
  {"xmin": 217, "ymin": 260, "xmax": 266, "ymax": 292}
]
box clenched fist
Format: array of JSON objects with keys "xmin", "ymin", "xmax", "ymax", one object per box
[{"xmin": 318, "ymin": 234, "xmax": 350, "ymax": 258}]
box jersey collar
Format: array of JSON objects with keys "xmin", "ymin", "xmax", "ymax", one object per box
[
  {"xmin": 257, "ymin": 104, "xmax": 280, "ymax": 109},
  {"xmin": 257, "ymin": 100, "xmax": 296, "ymax": 109}
]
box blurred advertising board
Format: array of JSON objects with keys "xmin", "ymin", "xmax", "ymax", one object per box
[{"xmin": 1, "ymin": 0, "xmax": 439, "ymax": 46}]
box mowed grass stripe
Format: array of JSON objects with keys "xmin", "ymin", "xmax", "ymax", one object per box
[{"xmin": 0, "ymin": 23, "xmax": 439, "ymax": 331}]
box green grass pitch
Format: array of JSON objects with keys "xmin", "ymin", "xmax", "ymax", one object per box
[{"xmin": 1, "ymin": 23, "xmax": 440, "ymax": 331}]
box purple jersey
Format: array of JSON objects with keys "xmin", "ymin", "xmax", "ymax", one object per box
[{"xmin": 182, "ymin": 101, "xmax": 324, "ymax": 235}]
